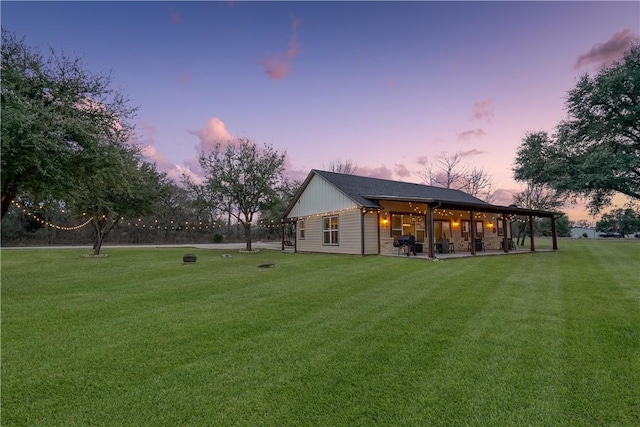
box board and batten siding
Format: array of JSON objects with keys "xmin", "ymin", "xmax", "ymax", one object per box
[{"xmin": 288, "ymin": 174, "xmax": 358, "ymax": 218}]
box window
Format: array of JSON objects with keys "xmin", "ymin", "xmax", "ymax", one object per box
[
  {"xmin": 462, "ymin": 220, "xmax": 471, "ymax": 241},
  {"xmin": 298, "ymin": 219, "xmax": 305, "ymax": 239},
  {"xmin": 462, "ymin": 220, "xmax": 485, "ymax": 240},
  {"xmin": 323, "ymin": 216, "xmax": 339, "ymax": 245},
  {"xmin": 391, "ymin": 214, "xmax": 403, "ymax": 238},
  {"xmin": 434, "ymin": 220, "xmax": 451, "ymax": 241},
  {"xmin": 390, "ymin": 214, "xmax": 425, "ymax": 242},
  {"xmin": 497, "ymin": 219, "xmax": 504, "ymax": 236}
]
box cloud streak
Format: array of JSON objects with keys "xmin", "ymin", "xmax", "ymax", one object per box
[
  {"xmin": 472, "ymin": 99, "xmax": 493, "ymax": 121},
  {"xmin": 258, "ymin": 17, "xmax": 302, "ymax": 80},
  {"xmin": 457, "ymin": 128, "xmax": 486, "ymax": 141},
  {"xmin": 458, "ymin": 149, "xmax": 485, "ymax": 158},
  {"xmin": 575, "ymin": 29, "xmax": 639, "ymax": 70}
]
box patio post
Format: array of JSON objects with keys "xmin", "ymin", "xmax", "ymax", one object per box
[
  {"xmin": 377, "ymin": 211, "xmax": 381, "ymax": 255},
  {"xmin": 529, "ymin": 215, "xmax": 535, "ymax": 252},
  {"xmin": 360, "ymin": 209, "xmax": 366, "ymax": 255},
  {"xmin": 502, "ymin": 216, "xmax": 509, "ymax": 253},
  {"xmin": 427, "ymin": 206, "xmax": 434, "ymax": 259},
  {"xmin": 470, "ymin": 210, "xmax": 476, "ymax": 255},
  {"xmin": 551, "ymin": 215, "xmax": 558, "ymax": 250}
]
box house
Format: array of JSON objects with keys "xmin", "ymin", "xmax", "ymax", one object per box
[
  {"xmin": 571, "ymin": 227, "xmax": 597, "ymax": 239},
  {"xmin": 281, "ymin": 170, "xmax": 562, "ymax": 257}
]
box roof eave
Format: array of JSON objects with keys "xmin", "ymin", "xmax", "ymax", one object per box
[{"xmin": 361, "ymin": 195, "xmax": 435, "ymax": 204}]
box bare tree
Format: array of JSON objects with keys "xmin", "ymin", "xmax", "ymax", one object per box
[
  {"xmin": 419, "ymin": 152, "xmax": 495, "ymax": 202},
  {"xmin": 327, "ymin": 159, "xmax": 357, "ymax": 175},
  {"xmin": 460, "ymin": 166, "xmax": 495, "ymax": 203},
  {"xmin": 419, "ymin": 153, "xmax": 465, "ymax": 188}
]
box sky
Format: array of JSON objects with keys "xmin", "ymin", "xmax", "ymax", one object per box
[{"xmin": 2, "ymin": 1, "xmax": 639, "ymax": 222}]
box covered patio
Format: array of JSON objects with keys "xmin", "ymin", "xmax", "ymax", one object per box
[{"xmin": 377, "ymin": 199, "xmax": 561, "ymax": 259}]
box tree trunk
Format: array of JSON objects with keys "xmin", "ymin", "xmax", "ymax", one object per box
[
  {"xmin": 93, "ymin": 231, "xmax": 107, "ymax": 255},
  {"xmin": 517, "ymin": 220, "xmax": 529, "ymax": 246},
  {"xmin": 1, "ymin": 191, "xmax": 16, "ymax": 220},
  {"xmin": 244, "ymin": 223, "xmax": 252, "ymax": 251},
  {"xmin": 91, "ymin": 217, "xmax": 120, "ymax": 255}
]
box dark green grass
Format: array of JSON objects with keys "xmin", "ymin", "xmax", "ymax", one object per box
[{"xmin": 2, "ymin": 240, "xmax": 639, "ymax": 426}]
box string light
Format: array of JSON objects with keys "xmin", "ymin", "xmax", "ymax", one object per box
[{"xmin": 11, "ymin": 201, "xmax": 94, "ymax": 231}]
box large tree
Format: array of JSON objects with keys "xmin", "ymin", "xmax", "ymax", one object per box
[
  {"xmin": 197, "ymin": 138, "xmax": 287, "ymax": 251},
  {"xmin": 596, "ymin": 207, "xmax": 640, "ymax": 237},
  {"xmin": 68, "ymin": 142, "xmax": 171, "ymax": 255},
  {"xmin": 514, "ymin": 44, "xmax": 640, "ymax": 213},
  {"xmin": 1, "ymin": 29, "xmax": 136, "ymax": 219}
]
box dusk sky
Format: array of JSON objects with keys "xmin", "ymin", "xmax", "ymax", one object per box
[{"xmin": 2, "ymin": 1, "xmax": 639, "ymax": 221}]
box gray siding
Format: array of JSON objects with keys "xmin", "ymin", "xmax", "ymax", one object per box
[
  {"xmin": 363, "ymin": 211, "xmax": 379, "ymax": 254},
  {"xmin": 296, "ymin": 209, "xmax": 363, "ymax": 255}
]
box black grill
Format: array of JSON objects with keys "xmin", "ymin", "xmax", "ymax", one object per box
[
  {"xmin": 398, "ymin": 235, "xmax": 415, "ymax": 246},
  {"xmin": 397, "ymin": 235, "xmax": 416, "ymax": 255}
]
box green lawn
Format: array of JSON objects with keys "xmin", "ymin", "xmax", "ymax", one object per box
[{"xmin": 2, "ymin": 240, "xmax": 639, "ymax": 426}]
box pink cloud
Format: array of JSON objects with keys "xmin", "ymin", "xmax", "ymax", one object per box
[
  {"xmin": 491, "ymin": 188, "xmax": 519, "ymax": 206},
  {"xmin": 172, "ymin": 164, "xmax": 204, "ymax": 186},
  {"xmin": 141, "ymin": 143, "xmax": 175, "ymax": 172},
  {"xmin": 177, "ymin": 72, "xmax": 192, "ymax": 85},
  {"xmin": 190, "ymin": 117, "xmax": 236, "ymax": 153},
  {"xmin": 394, "ymin": 163, "xmax": 411, "ymax": 178},
  {"xmin": 457, "ymin": 128, "xmax": 486, "ymax": 141},
  {"xmin": 415, "ymin": 155, "xmax": 429, "ymax": 167},
  {"xmin": 356, "ymin": 165, "xmax": 394, "ymax": 180},
  {"xmin": 283, "ymin": 156, "xmax": 309, "ymax": 183},
  {"xmin": 258, "ymin": 17, "xmax": 302, "ymax": 80},
  {"xmin": 137, "ymin": 123, "xmax": 204, "ymax": 185},
  {"xmin": 575, "ymin": 29, "xmax": 639, "ymax": 70},
  {"xmin": 472, "ymin": 99, "xmax": 493, "ymax": 121},
  {"xmin": 384, "ymin": 77, "xmax": 399, "ymax": 88},
  {"xmin": 169, "ymin": 7, "xmax": 182, "ymax": 24}
]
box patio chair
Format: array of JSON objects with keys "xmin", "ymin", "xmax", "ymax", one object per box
[{"xmin": 439, "ymin": 238, "xmax": 450, "ymax": 253}]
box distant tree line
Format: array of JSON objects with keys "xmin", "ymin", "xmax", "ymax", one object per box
[{"xmin": 1, "ymin": 29, "xmax": 297, "ymax": 253}]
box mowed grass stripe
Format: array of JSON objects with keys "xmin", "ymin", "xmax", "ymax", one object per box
[
  {"xmin": 2, "ymin": 240, "xmax": 639, "ymax": 425},
  {"xmin": 558, "ymin": 241, "xmax": 640, "ymax": 425},
  {"xmin": 391, "ymin": 254, "xmax": 566, "ymax": 425}
]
